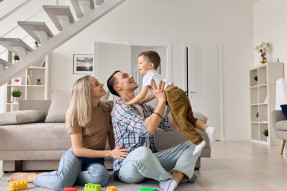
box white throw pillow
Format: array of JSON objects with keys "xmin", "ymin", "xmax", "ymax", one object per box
[{"xmin": 45, "ymin": 90, "xmax": 70, "ymax": 123}]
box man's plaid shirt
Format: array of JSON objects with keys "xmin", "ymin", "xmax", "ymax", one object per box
[{"xmin": 111, "ymin": 97, "xmax": 173, "ymax": 171}]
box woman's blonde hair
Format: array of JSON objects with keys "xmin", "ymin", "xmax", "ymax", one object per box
[{"xmin": 66, "ymin": 75, "xmax": 109, "ymax": 127}]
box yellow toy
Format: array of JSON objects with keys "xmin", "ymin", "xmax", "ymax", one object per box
[
  {"xmin": 84, "ymin": 183, "xmax": 101, "ymax": 191},
  {"xmin": 9, "ymin": 179, "xmax": 28, "ymax": 191},
  {"xmin": 106, "ymin": 186, "xmax": 118, "ymax": 191}
]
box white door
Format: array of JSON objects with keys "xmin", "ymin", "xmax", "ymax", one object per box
[
  {"xmin": 186, "ymin": 44, "xmax": 223, "ymax": 140},
  {"xmin": 94, "ymin": 42, "xmax": 131, "ymax": 85}
]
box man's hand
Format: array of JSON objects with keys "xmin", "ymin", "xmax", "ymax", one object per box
[{"xmin": 149, "ymin": 79, "xmax": 166, "ymax": 104}]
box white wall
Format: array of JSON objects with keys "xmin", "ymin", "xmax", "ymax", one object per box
[
  {"xmin": 49, "ymin": 0, "xmax": 254, "ymax": 140},
  {"xmin": 253, "ymin": 0, "xmax": 287, "ymax": 80}
]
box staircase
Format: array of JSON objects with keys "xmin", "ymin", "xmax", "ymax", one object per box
[{"xmin": 0, "ymin": 0, "xmax": 126, "ymax": 86}]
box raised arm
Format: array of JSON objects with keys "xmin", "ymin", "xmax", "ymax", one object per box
[
  {"xmin": 139, "ymin": 94, "xmax": 156, "ymax": 104},
  {"xmin": 145, "ymin": 80, "xmax": 166, "ymax": 135},
  {"xmin": 123, "ymin": 86, "xmax": 150, "ymax": 105}
]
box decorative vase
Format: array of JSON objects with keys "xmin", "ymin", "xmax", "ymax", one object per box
[
  {"xmin": 12, "ymin": 97, "xmax": 19, "ymax": 103},
  {"xmin": 266, "ymin": 136, "xmax": 269, "ymax": 142},
  {"xmin": 37, "ymin": 81, "xmax": 41, "ymax": 85},
  {"xmin": 260, "ymin": 54, "xmax": 268, "ymax": 64}
]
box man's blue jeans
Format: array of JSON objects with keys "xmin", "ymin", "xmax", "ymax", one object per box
[
  {"xmin": 33, "ymin": 147, "xmax": 109, "ymax": 191},
  {"xmin": 118, "ymin": 141, "xmax": 200, "ymax": 183}
]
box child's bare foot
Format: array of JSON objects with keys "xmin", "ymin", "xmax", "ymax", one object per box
[{"xmin": 8, "ymin": 172, "xmax": 38, "ymax": 182}]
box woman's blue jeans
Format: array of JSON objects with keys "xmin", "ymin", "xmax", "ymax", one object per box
[{"xmin": 33, "ymin": 147, "xmax": 109, "ymax": 191}]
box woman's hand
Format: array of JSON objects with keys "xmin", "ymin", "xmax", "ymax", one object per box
[{"xmin": 109, "ymin": 146, "xmax": 129, "ymax": 159}]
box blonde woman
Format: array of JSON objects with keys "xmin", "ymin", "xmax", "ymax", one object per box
[{"xmin": 8, "ymin": 75, "xmax": 129, "ymax": 190}]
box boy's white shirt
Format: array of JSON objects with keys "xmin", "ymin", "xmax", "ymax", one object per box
[{"xmin": 142, "ymin": 69, "xmax": 173, "ymax": 90}]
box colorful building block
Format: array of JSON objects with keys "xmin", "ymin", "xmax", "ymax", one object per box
[
  {"xmin": 64, "ymin": 188, "xmax": 78, "ymax": 191},
  {"xmin": 84, "ymin": 183, "xmax": 101, "ymax": 191},
  {"xmin": 8, "ymin": 179, "xmax": 28, "ymax": 191},
  {"xmin": 106, "ymin": 186, "xmax": 118, "ymax": 191},
  {"xmin": 138, "ymin": 188, "xmax": 160, "ymax": 191}
]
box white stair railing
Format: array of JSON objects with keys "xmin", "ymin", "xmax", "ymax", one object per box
[{"xmin": 0, "ymin": 0, "xmax": 126, "ymax": 86}]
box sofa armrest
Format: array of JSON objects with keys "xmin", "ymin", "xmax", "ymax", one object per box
[{"xmin": 271, "ymin": 110, "xmax": 285, "ymax": 128}]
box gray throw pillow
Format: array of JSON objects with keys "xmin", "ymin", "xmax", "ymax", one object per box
[
  {"xmin": 0, "ymin": 110, "xmax": 46, "ymax": 126},
  {"xmin": 45, "ymin": 90, "xmax": 70, "ymax": 123}
]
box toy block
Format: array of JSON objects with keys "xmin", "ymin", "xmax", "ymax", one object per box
[
  {"xmin": 8, "ymin": 179, "xmax": 28, "ymax": 191},
  {"xmin": 138, "ymin": 188, "xmax": 160, "ymax": 191},
  {"xmin": 84, "ymin": 183, "xmax": 101, "ymax": 191},
  {"xmin": 64, "ymin": 188, "xmax": 78, "ymax": 191},
  {"xmin": 106, "ymin": 186, "xmax": 118, "ymax": 191}
]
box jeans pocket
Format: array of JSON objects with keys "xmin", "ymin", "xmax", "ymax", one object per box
[{"xmin": 169, "ymin": 93, "xmax": 181, "ymax": 102}]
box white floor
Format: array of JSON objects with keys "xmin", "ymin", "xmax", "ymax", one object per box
[
  {"xmin": 1, "ymin": 141, "xmax": 287, "ymax": 191},
  {"xmin": 195, "ymin": 141, "xmax": 287, "ymax": 191}
]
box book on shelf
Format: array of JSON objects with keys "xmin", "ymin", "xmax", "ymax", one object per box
[{"xmin": 27, "ymin": 75, "xmax": 32, "ymax": 85}]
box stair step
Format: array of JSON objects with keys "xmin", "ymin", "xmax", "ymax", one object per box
[
  {"xmin": 96, "ymin": 0, "xmax": 105, "ymax": 5},
  {"xmin": 0, "ymin": 58, "xmax": 12, "ymax": 68},
  {"xmin": 43, "ymin": 5, "xmax": 75, "ymax": 31},
  {"xmin": 71, "ymin": 0, "xmax": 96, "ymax": 18},
  {"xmin": 0, "ymin": 38, "xmax": 33, "ymax": 56},
  {"xmin": 18, "ymin": 21, "xmax": 54, "ymax": 45}
]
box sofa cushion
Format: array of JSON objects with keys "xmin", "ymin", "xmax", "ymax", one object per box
[
  {"xmin": 0, "ymin": 110, "xmax": 46, "ymax": 126},
  {"xmin": 0, "ymin": 123, "xmax": 71, "ymax": 151},
  {"xmin": 45, "ymin": 90, "xmax": 70, "ymax": 123},
  {"xmin": 275, "ymin": 120, "xmax": 287, "ymax": 131}
]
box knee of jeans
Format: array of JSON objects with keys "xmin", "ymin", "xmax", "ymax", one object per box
[
  {"xmin": 133, "ymin": 147, "xmax": 153, "ymax": 162},
  {"xmin": 86, "ymin": 165, "xmax": 109, "ymax": 186}
]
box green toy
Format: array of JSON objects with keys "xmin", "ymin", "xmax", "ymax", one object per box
[
  {"xmin": 138, "ymin": 188, "xmax": 159, "ymax": 191},
  {"xmin": 84, "ymin": 183, "xmax": 101, "ymax": 191}
]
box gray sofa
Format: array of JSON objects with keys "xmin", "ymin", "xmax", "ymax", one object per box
[
  {"xmin": 271, "ymin": 110, "xmax": 287, "ymax": 154},
  {"xmin": 0, "ymin": 90, "xmax": 210, "ymax": 172}
]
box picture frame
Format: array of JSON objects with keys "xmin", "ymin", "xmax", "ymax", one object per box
[
  {"xmin": 11, "ymin": 77, "xmax": 22, "ymax": 85},
  {"xmin": 73, "ymin": 54, "xmax": 94, "ymax": 74}
]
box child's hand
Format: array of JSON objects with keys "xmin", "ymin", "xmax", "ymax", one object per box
[{"xmin": 120, "ymin": 100, "xmax": 131, "ymax": 105}]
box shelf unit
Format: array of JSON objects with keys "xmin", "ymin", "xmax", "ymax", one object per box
[
  {"xmin": 4, "ymin": 54, "xmax": 50, "ymax": 112},
  {"xmin": 249, "ymin": 62, "xmax": 284, "ymax": 145}
]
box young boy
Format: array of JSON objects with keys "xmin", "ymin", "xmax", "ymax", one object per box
[{"xmin": 122, "ymin": 51, "xmax": 215, "ymax": 155}]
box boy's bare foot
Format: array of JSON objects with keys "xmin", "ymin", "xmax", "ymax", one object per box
[{"xmin": 8, "ymin": 173, "xmax": 38, "ymax": 183}]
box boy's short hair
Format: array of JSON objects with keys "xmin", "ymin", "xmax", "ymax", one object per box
[
  {"xmin": 107, "ymin": 70, "xmax": 120, "ymax": 97},
  {"xmin": 138, "ymin": 51, "xmax": 161, "ymax": 70}
]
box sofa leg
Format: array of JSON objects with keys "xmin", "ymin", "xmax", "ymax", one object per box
[
  {"xmin": 15, "ymin": 160, "xmax": 23, "ymax": 172},
  {"xmin": 280, "ymin": 140, "xmax": 286, "ymax": 154}
]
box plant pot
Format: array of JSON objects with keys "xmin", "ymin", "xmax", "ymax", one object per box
[
  {"xmin": 266, "ymin": 136, "xmax": 269, "ymax": 142},
  {"xmin": 12, "ymin": 97, "xmax": 19, "ymax": 103}
]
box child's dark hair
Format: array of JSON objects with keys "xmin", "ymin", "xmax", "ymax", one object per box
[{"xmin": 138, "ymin": 51, "xmax": 161, "ymax": 70}]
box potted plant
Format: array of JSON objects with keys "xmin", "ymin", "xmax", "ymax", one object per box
[
  {"xmin": 255, "ymin": 42, "xmax": 271, "ymax": 64},
  {"xmin": 11, "ymin": 89, "xmax": 22, "ymax": 103},
  {"xmin": 14, "ymin": 55, "xmax": 20, "ymax": 62},
  {"xmin": 263, "ymin": 128, "xmax": 269, "ymax": 142},
  {"xmin": 253, "ymin": 75, "xmax": 258, "ymax": 82},
  {"xmin": 34, "ymin": 41, "xmax": 39, "ymax": 48},
  {"xmin": 36, "ymin": 78, "xmax": 41, "ymax": 85}
]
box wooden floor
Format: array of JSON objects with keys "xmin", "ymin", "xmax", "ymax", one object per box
[
  {"xmin": 1, "ymin": 141, "xmax": 286, "ymax": 191},
  {"xmin": 195, "ymin": 141, "xmax": 287, "ymax": 191}
]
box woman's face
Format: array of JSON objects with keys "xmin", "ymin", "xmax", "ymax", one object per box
[{"xmin": 90, "ymin": 77, "xmax": 106, "ymax": 99}]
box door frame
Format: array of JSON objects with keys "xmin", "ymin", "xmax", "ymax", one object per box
[
  {"xmin": 182, "ymin": 42, "xmax": 224, "ymax": 140},
  {"xmin": 128, "ymin": 40, "xmax": 172, "ymax": 79}
]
